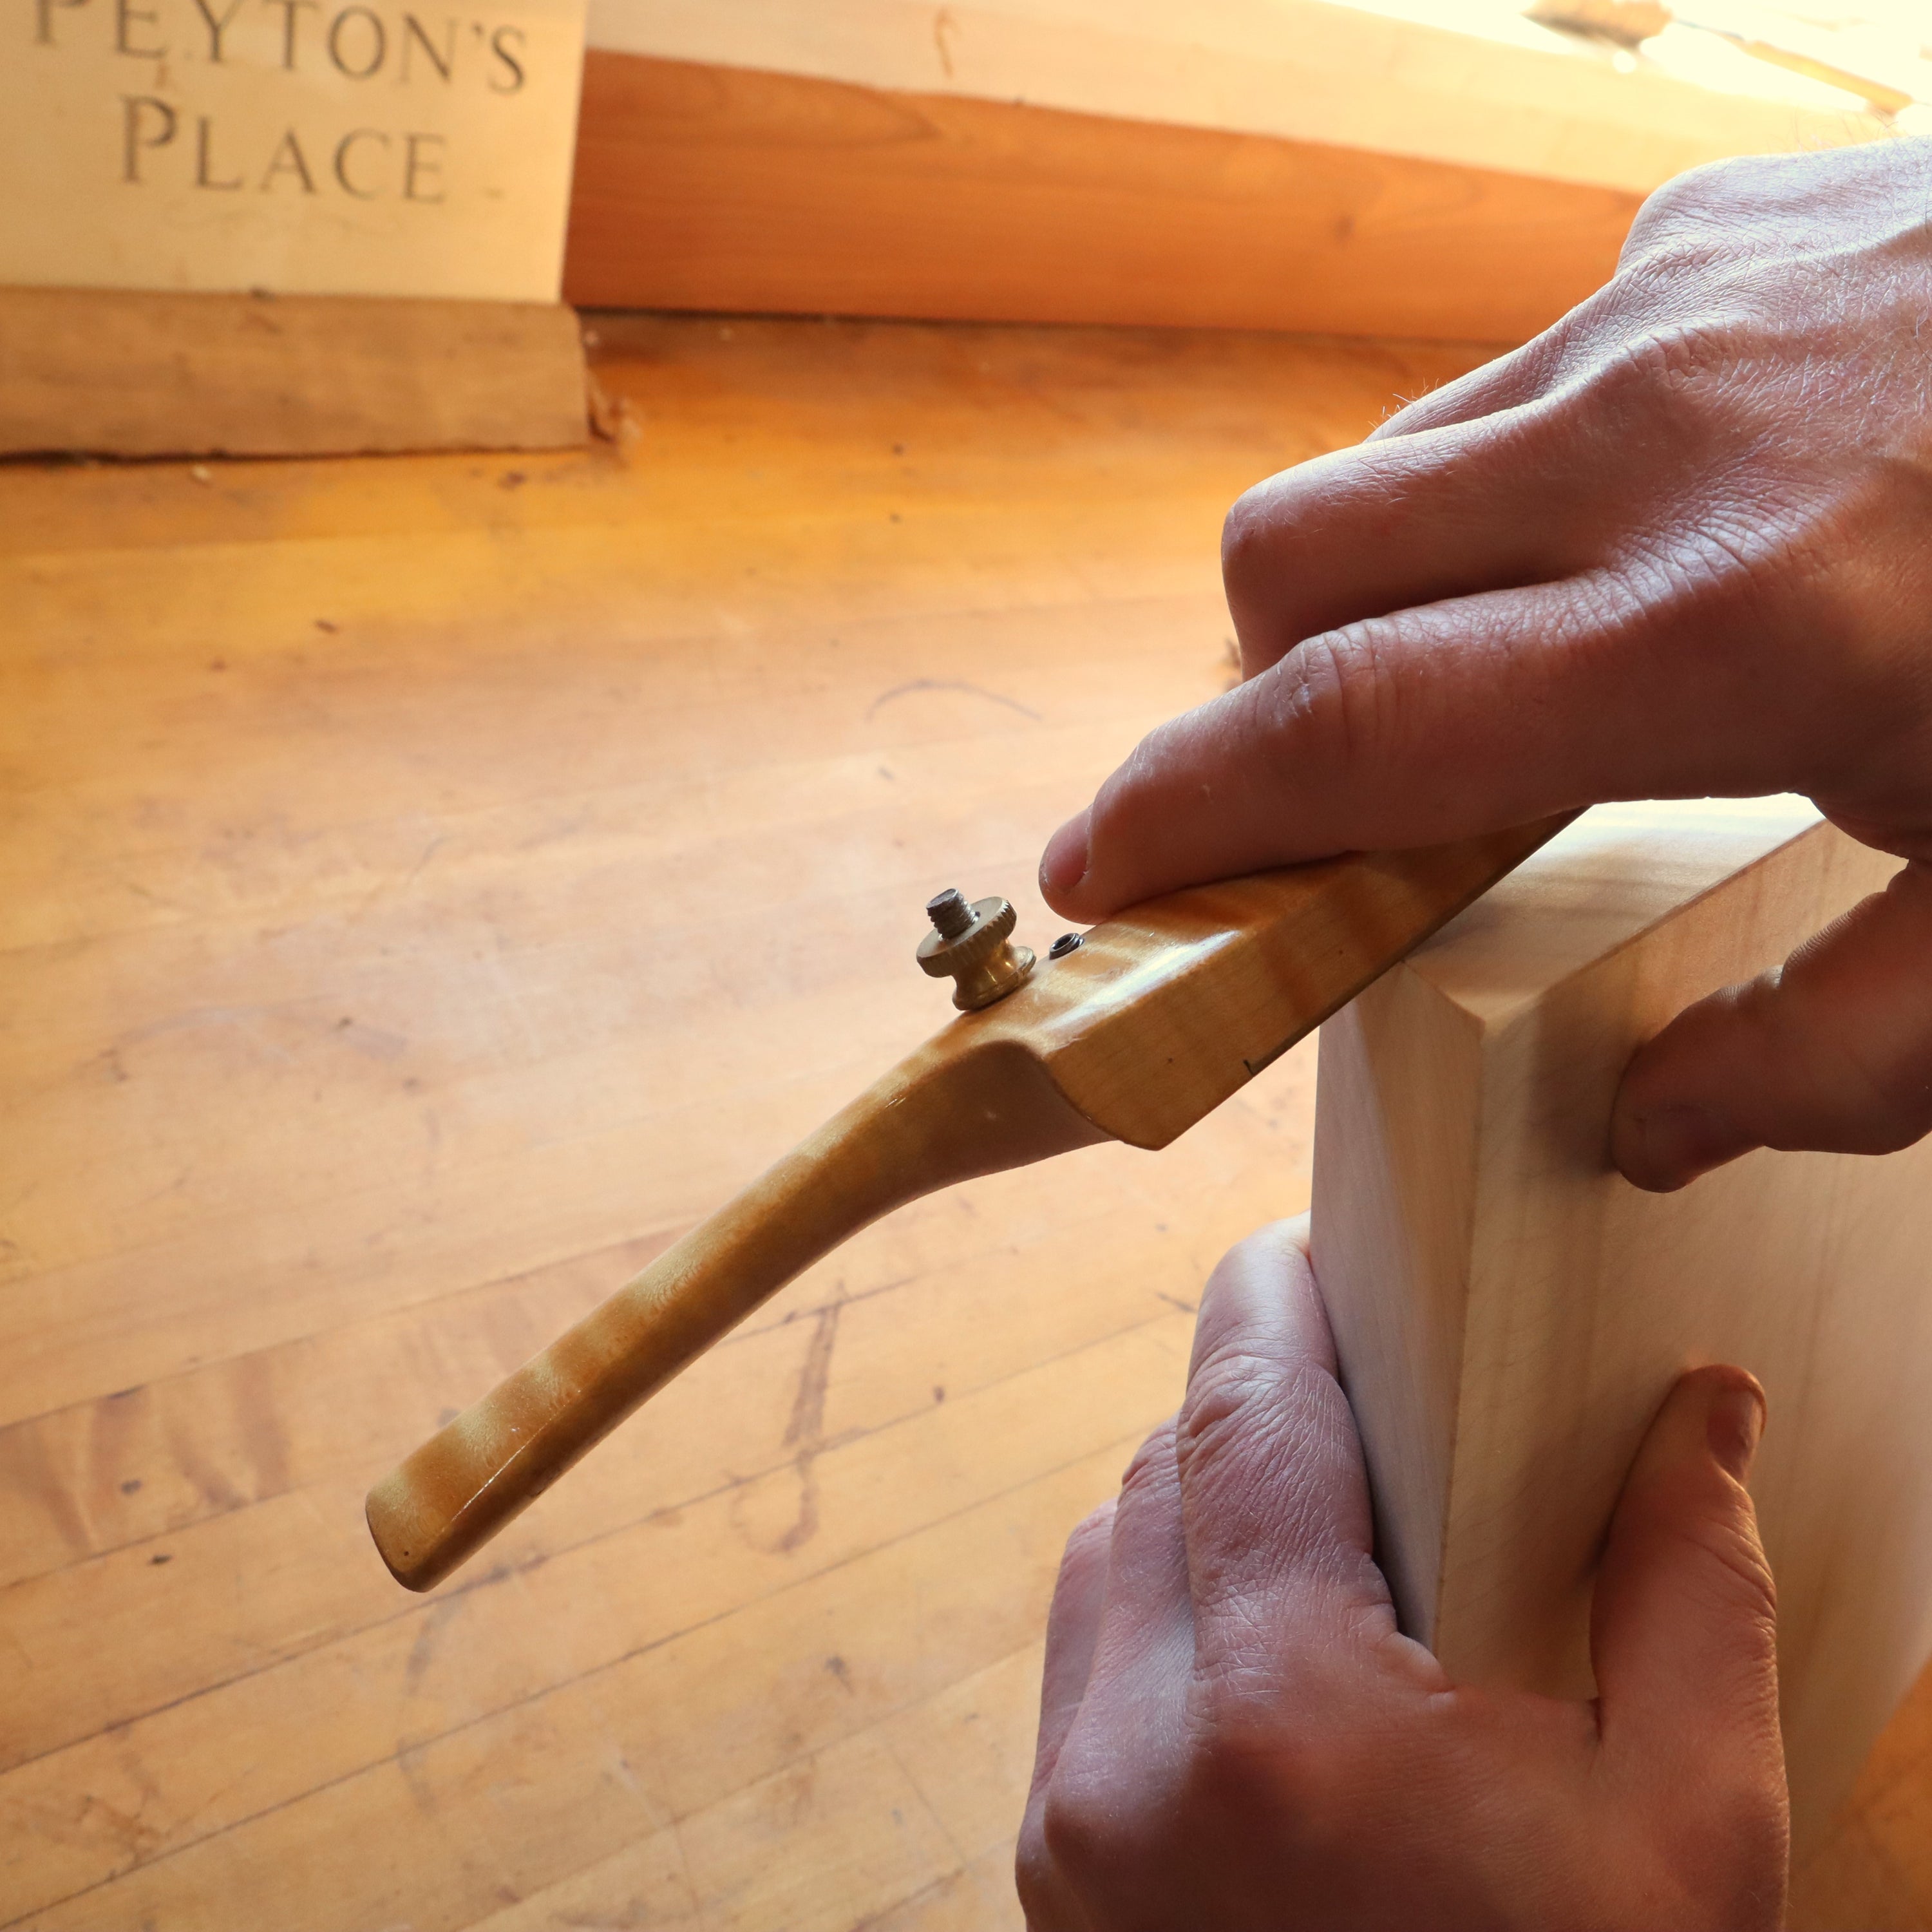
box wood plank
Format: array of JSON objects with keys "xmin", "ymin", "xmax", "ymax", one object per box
[
  {"xmin": 0, "ymin": 1088, "xmax": 1305, "ymax": 1596},
  {"xmin": 5, "ymin": 1336, "xmax": 1172, "ymax": 1926},
  {"xmin": 11, "ymin": 311, "xmax": 1931, "ymax": 1929},
  {"xmin": 1314, "ymin": 799, "xmax": 1932, "ymax": 1858},
  {"xmin": 582, "ymin": 0, "xmax": 1888, "ymax": 194},
  {"xmin": 0, "ymin": 289, "xmax": 591, "ymax": 459},
  {"xmin": 564, "ymin": 52, "xmax": 1643, "ymax": 341}
]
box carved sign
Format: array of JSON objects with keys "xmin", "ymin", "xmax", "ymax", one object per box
[{"xmin": 1, "ymin": 0, "xmax": 585, "ymax": 300}]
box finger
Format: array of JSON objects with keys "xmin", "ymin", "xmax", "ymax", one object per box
[
  {"xmin": 1018, "ymin": 1501, "xmax": 1114, "ymax": 1932},
  {"xmin": 1221, "ymin": 409, "xmax": 1587, "ymax": 681},
  {"xmin": 1041, "ymin": 564, "xmax": 1784, "ymax": 920},
  {"xmin": 1591, "ymin": 1367, "xmax": 1786, "ymax": 1870},
  {"xmin": 1029, "ymin": 1501, "xmax": 1115, "ymax": 1797},
  {"xmin": 1074, "ymin": 1421, "xmax": 1195, "ymax": 1735},
  {"xmin": 1613, "ymin": 858, "xmax": 1932, "ymax": 1190},
  {"xmin": 1173, "ymin": 1220, "xmax": 1390, "ymax": 1661},
  {"xmin": 1026, "ymin": 1425, "xmax": 1194, "ymax": 1926},
  {"xmin": 1223, "ymin": 300, "xmax": 1688, "ymax": 685}
]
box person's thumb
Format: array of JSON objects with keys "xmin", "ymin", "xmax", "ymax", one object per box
[
  {"xmin": 1591, "ymin": 1366, "xmax": 1786, "ymax": 1877},
  {"xmin": 1612, "ymin": 858, "xmax": 1932, "ymax": 1192}
]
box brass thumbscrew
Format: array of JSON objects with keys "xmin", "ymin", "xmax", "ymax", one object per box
[{"xmin": 916, "ymin": 887, "xmax": 1037, "ymax": 1010}]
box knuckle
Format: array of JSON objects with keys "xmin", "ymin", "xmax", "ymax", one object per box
[
  {"xmin": 1678, "ymin": 1509, "xmax": 1781, "ymax": 1634},
  {"xmin": 1568, "ymin": 320, "xmax": 1748, "ymax": 442},
  {"xmin": 1255, "ymin": 627, "xmax": 1394, "ymax": 780},
  {"xmin": 1012, "ymin": 1818, "xmax": 1057, "ymax": 1920},
  {"xmin": 1037, "ymin": 1752, "xmax": 1137, "ymax": 1884},
  {"xmin": 1606, "ymin": 520, "xmax": 1768, "ymax": 659},
  {"xmin": 1647, "ymin": 1769, "xmax": 1790, "ymax": 1929},
  {"xmin": 1622, "ymin": 155, "xmax": 1776, "ymax": 265},
  {"xmin": 1759, "ymin": 475, "xmax": 1932, "ymax": 674},
  {"xmin": 1177, "ymin": 1681, "xmax": 1374, "ymax": 1858},
  {"xmin": 1220, "ymin": 480, "xmax": 1273, "ymax": 578},
  {"xmin": 1220, "ymin": 477, "xmax": 1293, "ymax": 618},
  {"xmin": 1056, "ymin": 1501, "xmax": 1113, "ymax": 1576},
  {"xmin": 1066, "ymin": 1501, "xmax": 1112, "ymax": 1552},
  {"xmin": 1175, "ymin": 1350, "xmax": 1276, "ymax": 1464}
]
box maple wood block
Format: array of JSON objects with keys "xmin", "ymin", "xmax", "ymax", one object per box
[
  {"xmin": 1313, "ymin": 799, "xmax": 1932, "ymax": 1857},
  {"xmin": 0, "ymin": 286, "xmax": 591, "ymax": 459}
]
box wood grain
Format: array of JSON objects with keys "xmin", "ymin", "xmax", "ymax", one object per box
[
  {"xmin": 0, "ymin": 287, "xmax": 590, "ymax": 459},
  {"xmin": 0, "ymin": 312, "xmax": 1368, "ymax": 1931},
  {"xmin": 564, "ymin": 52, "xmax": 1643, "ymax": 342},
  {"xmin": 1314, "ymin": 799, "xmax": 1932, "ymax": 1861},
  {"xmin": 580, "ymin": 0, "xmax": 1889, "ymax": 197},
  {"xmin": 6, "ymin": 314, "xmax": 1929, "ymax": 1927}
]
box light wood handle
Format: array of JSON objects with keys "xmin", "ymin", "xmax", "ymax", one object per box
[{"xmin": 368, "ymin": 813, "xmax": 1578, "ymax": 1589}]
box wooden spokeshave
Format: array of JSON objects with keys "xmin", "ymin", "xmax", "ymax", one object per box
[{"xmin": 366, "ymin": 814, "xmax": 1575, "ymax": 1590}]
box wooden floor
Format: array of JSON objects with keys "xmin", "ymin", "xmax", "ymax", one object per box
[{"xmin": 0, "ymin": 314, "xmax": 1927, "ymax": 1929}]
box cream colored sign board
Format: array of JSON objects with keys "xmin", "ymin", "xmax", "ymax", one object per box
[{"xmin": 1, "ymin": 0, "xmax": 585, "ymax": 300}]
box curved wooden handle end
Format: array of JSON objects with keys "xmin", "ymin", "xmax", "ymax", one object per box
[
  {"xmin": 366, "ymin": 1465, "xmax": 445, "ymax": 1594},
  {"xmin": 366, "ymin": 1392, "xmax": 556, "ymax": 1592},
  {"xmin": 366, "ymin": 1037, "xmax": 1103, "ymax": 1590}
]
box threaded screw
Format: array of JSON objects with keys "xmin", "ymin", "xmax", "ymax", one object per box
[{"xmin": 926, "ymin": 887, "xmax": 974, "ymax": 940}]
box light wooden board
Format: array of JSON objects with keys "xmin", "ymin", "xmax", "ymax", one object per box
[
  {"xmin": 3, "ymin": 316, "xmax": 1927, "ymax": 1929},
  {"xmin": 564, "ymin": 52, "xmax": 1641, "ymax": 341},
  {"xmin": 582, "ymin": 0, "xmax": 1889, "ymax": 194},
  {"xmin": 0, "ymin": 287, "xmax": 591, "ymax": 458},
  {"xmin": 1313, "ymin": 799, "xmax": 1932, "ymax": 1862}
]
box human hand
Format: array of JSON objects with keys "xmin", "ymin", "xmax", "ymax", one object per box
[
  {"xmin": 1018, "ymin": 1221, "xmax": 1786, "ymax": 1932},
  {"xmin": 1038, "ymin": 140, "xmax": 1932, "ymax": 1191}
]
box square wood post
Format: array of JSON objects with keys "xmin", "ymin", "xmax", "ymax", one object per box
[{"xmin": 1313, "ymin": 799, "xmax": 1932, "ymax": 1855}]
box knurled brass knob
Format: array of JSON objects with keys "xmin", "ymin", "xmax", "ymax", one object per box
[{"xmin": 916, "ymin": 887, "xmax": 1037, "ymax": 1010}]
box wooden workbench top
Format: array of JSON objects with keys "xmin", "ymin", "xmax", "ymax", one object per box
[{"xmin": 1, "ymin": 314, "xmax": 1921, "ymax": 1929}]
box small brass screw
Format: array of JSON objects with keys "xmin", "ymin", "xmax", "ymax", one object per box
[
  {"xmin": 916, "ymin": 887, "xmax": 1037, "ymax": 1010},
  {"xmin": 926, "ymin": 888, "xmax": 974, "ymax": 941}
]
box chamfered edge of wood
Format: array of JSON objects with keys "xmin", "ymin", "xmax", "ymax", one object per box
[
  {"xmin": 0, "ymin": 287, "xmax": 592, "ymax": 459},
  {"xmin": 564, "ymin": 52, "xmax": 1644, "ymax": 343},
  {"xmin": 1403, "ymin": 796, "xmax": 1830, "ymax": 1026}
]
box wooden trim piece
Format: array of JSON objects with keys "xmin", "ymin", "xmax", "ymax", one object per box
[
  {"xmin": 564, "ymin": 51, "xmax": 1645, "ymax": 342},
  {"xmin": 582, "ymin": 0, "xmax": 1889, "ymax": 199},
  {"xmin": 0, "ymin": 288, "xmax": 591, "ymax": 459}
]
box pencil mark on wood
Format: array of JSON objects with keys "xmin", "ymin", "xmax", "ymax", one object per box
[
  {"xmin": 770, "ymin": 1300, "xmax": 843, "ymax": 1555},
  {"xmin": 864, "ymin": 677, "xmax": 1039, "ymax": 721},
  {"xmin": 79, "ymin": 1782, "xmax": 164, "ymax": 1866},
  {"xmin": 782, "ymin": 1303, "xmax": 840, "ymax": 1454},
  {"xmin": 404, "ymin": 1594, "xmax": 465, "ymax": 1695}
]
